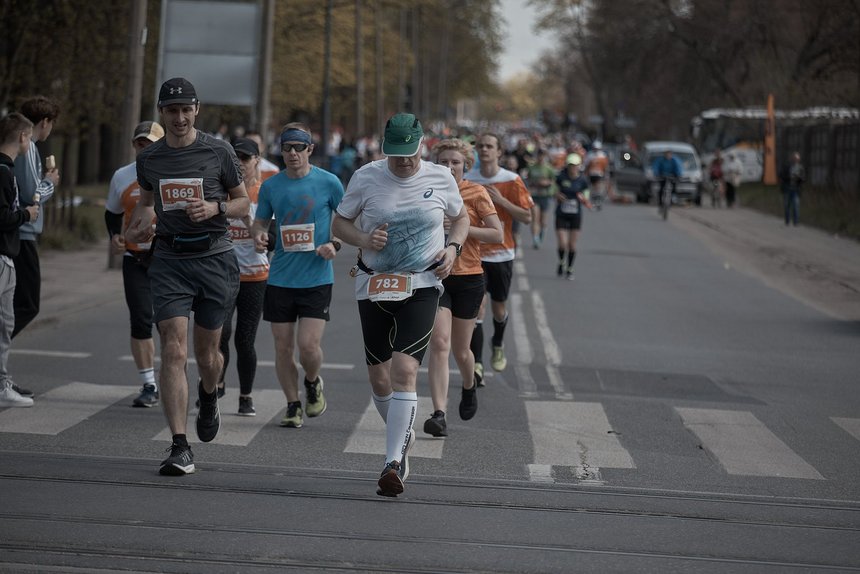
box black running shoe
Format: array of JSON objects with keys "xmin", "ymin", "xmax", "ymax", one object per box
[
  {"xmin": 459, "ymin": 386, "xmax": 478, "ymax": 420},
  {"xmin": 376, "ymin": 461, "xmax": 404, "ymax": 497},
  {"xmin": 423, "ymin": 410, "xmax": 448, "ymax": 437},
  {"xmin": 159, "ymin": 442, "xmax": 195, "ymax": 476},
  {"xmin": 195, "ymin": 380, "xmax": 221, "ymax": 443},
  {"xmin": 237, "ymin": 396, "xmax": 256, "ymax": 416},
  {"xmin": 194, "ymin": 382, "xmax": 225, "ymax": 408},
  {"xmin": 133, "ymin": 384, "xmax": 159, "ymax": 408}
]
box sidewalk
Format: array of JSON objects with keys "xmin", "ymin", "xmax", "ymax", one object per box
[
  {"xmin": 35, "ymin": 238, "xmax": 123, "ymax": 330},
  {"xmin": 672, "ymin": 205, "xmax": 860, "ymax": 321},
  {"xmin": 34, "ymin": 206, "xmax": 860, "ymax": 328}
]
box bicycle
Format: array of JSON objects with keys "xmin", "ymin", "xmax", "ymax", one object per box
[{"xmin": 657, "ymin": 176, "xmax": 676, "ymax": 220}]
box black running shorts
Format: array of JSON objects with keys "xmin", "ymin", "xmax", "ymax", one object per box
[
  {"xmin": 482, "ymin": 259, "xmax": 514, "ymax": 303},
  {"xmin": 263, "ymin": 284, "xmax": 332, "ymax": 322},
  {"xmin": 357, "ymin": 287, "xmax": 439, "ymax": 365},
  {"xmin": 149, "ymin": 250, "xmax": 239, "ymax": 330},
  {"xmin": 555, "ymin": 213, "xmax": 582, "ymax": 230},
  {"xmin": 439, "ymin": 273, "xmax": 485, "ymax": 320}
]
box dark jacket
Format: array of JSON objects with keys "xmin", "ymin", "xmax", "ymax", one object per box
[
  {"xmin": 0, "ymin": 152, "xmax": 31, "ymax": 258},
  {"xmin": 779, "ymin": 160, "xmax": 805, "ymax": 194}
]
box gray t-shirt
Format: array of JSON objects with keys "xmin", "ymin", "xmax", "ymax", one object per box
[{"xmin": 137, "ymin": 131, "xmax": 242, "ymax": 258}]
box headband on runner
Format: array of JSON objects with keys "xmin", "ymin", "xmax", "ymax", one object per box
[{"xmin": 280, "ymin": 129, "xmax": 312, "ymax": 146}]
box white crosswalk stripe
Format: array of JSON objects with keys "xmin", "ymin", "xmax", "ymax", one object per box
[
  {"xmin": 344, "ymin": 396, "xmax": 444, "ymax": 459},
  {"xmin": 0, "ymin": 382, "xmax": 131, "ymax": 435},
  {"xmin": 676, "ymin": 407, "xmax": 824, "ymax": 479},
  {"xmin": 152, "ymin": 389, "xmax": 286, "ymax": 446},
  {"xmin": 831, "ymin": 417, "xmax": 860, "ymax": 442},
  {"xmin": 525, "ymin": 401, "xmax": 636, "ymax": 483}
]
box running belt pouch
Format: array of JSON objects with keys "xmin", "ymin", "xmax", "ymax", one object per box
[{"xmin": 171, "ymin": 233, "xmax": 212, "ymax": 253}]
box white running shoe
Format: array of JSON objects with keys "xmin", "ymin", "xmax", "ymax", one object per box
[{"xmin": 0, "ymin": 382, "xmax": 34, "ymax": 407}]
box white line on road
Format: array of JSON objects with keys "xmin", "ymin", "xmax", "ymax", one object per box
[
  {"xmin": 676, "ymin": 408, "xmax": 824, "ymax": 479},
  {"xmin": 509, "ymin": 293, "xmax": 537, "ymax": 397},
  {"xmin": 525, "ymin": 401, "xmax": 635, "ymax": 482},
  {"xmin": 514, "ymin": 261, "xmax": 530, "ymax": 292},
  {"xmin": 10, "ymin": 349, "xmax": 91, "ymax": 359},
  {"xmin": 0, "ymin": 382, "xmax": 131, "ymax": 435},
  {"xmin": 344, "ymin": 397, "xmax": 444, "ymax": 459},
  {"xmin": 531, "ymin": 291, "xmax": 572, "ymax": 400},
  {"xmin": 153, "ymin": 389, "xmax": 286, "ymax": 446},
  {"xmin": 831, "ymin": 417, "xmax": 860, "ymax": 442}
]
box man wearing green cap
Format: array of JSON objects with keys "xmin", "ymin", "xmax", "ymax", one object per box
[{"xmin": 332, "ymin": 112, "xmax": 470, "ymax": 497}]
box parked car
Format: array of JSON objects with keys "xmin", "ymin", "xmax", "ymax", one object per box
[
  {"xmin": 605, "ymin": 144, "xmax": 649, "ymax": 202},
  {"xmin": 641, "ymin": 141, "xmax": 704, "ymax": 205}
]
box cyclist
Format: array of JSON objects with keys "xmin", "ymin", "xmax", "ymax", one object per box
[{"xmin": 652, "ymin": 150, "xmax": 682, "ymax": 212}]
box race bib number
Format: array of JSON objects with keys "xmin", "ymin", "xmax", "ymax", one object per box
[
  {"xmin": 229, "ymin": 223, "xmax": 252, "ymax": 242},
  {"xmin": 561, "ymin": 199, "xmax": 579, "ymax": 214},
  {"xmin": 367, "ymin": 273, "xmax": 413, "ymax": 302},
  {"xmin": 280, "ymin": 223, "xmax": 315, "ymax": 252},
  {"xmin": 159, "ymin": 178, "xmax": 203, "ymax": 211}
]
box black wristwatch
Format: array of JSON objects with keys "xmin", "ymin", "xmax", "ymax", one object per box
[
  {"xmin": 218, "ymin": 201, "xmax": 227, "ymax": 215},
  {"xmin": 447, "ymin": 242, "xmax": 462, "ymax": 257},
  {"xmin": 330, "ymin": 239, "xmax": 342, "ymax": 252}
]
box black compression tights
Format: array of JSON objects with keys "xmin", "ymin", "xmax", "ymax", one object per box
[{"xmin": 219, "ymin": 280, "xmax": 266, "ymax": 395}]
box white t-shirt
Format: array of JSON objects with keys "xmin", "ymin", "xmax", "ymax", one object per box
[{"xmin": 337, "ymin": 159, "xmax": 463, "ymax": 300}]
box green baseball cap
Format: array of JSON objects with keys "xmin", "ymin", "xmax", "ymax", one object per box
[{"xmin": 382, "ymin": 113, "xmax": 424, "ymax": 157}]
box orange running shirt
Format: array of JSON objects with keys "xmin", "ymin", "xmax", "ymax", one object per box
[
  {"xmin": 453, "ymin": 179, "xmax": 497, "ymax": 275},
  {"xmin": 105, "ymin": 162, "xmax": 154, "ymax": 253},
  {"xmin": 467, "ymin": 168, "xmax": 534, "ymax": 262}
]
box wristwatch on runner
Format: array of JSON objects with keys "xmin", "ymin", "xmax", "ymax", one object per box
[
  {"xmin": 218, "ymin": 201, "xmax": 227, "ymax": 215},
  {"xmin": 447, "ymin": 242, "xmax": 462, "ymax": 257},
  {"xmin": 330, "ymin": 239, "xmax": 342, "ymax": 252}
]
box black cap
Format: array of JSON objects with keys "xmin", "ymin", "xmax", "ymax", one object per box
[
  {"xmin": 157, "ymin": 77, "xmax": 198, "ymax": 108},
  {"xmin": 232, "ymin": 137, "xmax": 259, "ymax": 157}
]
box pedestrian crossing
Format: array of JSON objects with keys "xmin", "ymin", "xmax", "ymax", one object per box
[{"xmin": 1, "ymin": 379, "xmax": 857, "ymax": 483}]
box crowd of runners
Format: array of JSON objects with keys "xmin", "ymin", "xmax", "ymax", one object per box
[{"xmin": 2, "ymin": 77, "xmax": 609, "ymax": 498}]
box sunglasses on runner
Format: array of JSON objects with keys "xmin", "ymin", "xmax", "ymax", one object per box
[{"xmin": 281, "ymin": 143, "xmax": 310, "ymax": 153}]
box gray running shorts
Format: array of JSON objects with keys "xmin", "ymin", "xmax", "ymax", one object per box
[{"xmin": 149, "ymin": 251, "xmax": 239, "ymax": 330}]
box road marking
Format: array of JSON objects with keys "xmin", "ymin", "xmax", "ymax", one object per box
[
  {"xmin": 531, "ymin": 291, "xmax": 572, "ymax": 401},
  {"xmin": 528, "ymin": 463, "xmax": 554, "ymax": 483},
  {"xmin": 152, "ymin": 389, "xmax": 285, "ymax": 446},
  {"xmin": 509, "ymin": 293, "xmax": 537, "ymax": 398},
  {"xmin": 0, "ymin": 382, "xmax": 131, "ymax": 435},
  {"xmin": 525, "ymin": 401, "xmax": 635, "ymax": 482},
  {"xmin": 119, "ymin": 356, "xmax": 354, "ymax": 370},
  {"xmin": 676, "ymin": 408, "xmax": 824, "ymax": 479},
  {"xmin": 832, "ymin": 417, "xmax": 860, "ymax": 441},
  {"xmin": 10, "ymin": 349, "xmax": 91, "ymax": 359},
  {"xmin": 514, "ymin": 261, "xmax": 530, "ymax": 291},
  {"xmin": 344, "ymin": 397, "xmax": 443, "ymax": 459}
]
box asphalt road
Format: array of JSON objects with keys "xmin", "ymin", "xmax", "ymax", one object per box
[{"xmin": 2, "ymin": 202, "xmax": 859, "ymax": 573}]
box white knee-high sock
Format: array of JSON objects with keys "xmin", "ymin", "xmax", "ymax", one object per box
[
  {"xmin": 386, "ymin": 391, "xmax": 417, "ymax": 463},
  {"xmin": 372, "ymin": 392, "xmax": 393, "ymax": 422}
]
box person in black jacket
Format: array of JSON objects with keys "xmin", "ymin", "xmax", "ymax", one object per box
[
  {"xmin": 779, "ymin": 151, "xmax": 804, "ymax": 226},
  {"xmin": 0, "ymin": 113, "xmax": 40, "ymax": 407}
]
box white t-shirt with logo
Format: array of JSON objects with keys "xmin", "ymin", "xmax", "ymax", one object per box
[{"xmin": 337, "ymin": 159, "xmax": 463, "ymax": 300}]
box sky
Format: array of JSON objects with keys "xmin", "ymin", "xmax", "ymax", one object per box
[{"xmin": 497, "ymin": 0, "xmax": 556, "ymax": 82}]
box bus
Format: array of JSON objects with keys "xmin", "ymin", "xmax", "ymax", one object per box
[{"xmin": 691, "ymin": 107, "xmax": 859, "ymax": 183}]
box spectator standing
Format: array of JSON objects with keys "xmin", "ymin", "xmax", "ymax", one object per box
[
  {"xmin": 0, "ymin": 113, "xmax": 39, "ymax": 407},
  {"xmin": 779, "ymin": 151, "xmax": 804, "ymax": 226},
  {"xmin": 105, "ymin": 121, "xmax": 165, "ymax": 407},
  {"xmin": 126, "ymin": 77, "xmax": 249, "ymax": 476},
  {"xmin": 724, "ymin": 153, "xmax": 743, "ymax": 208},
  {"xmin": 12, "ymin": 96, "xmax": 60, "ymax": 340}
]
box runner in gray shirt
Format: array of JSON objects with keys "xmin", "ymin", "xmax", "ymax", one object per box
[{"xmin": 127, "ymin": 77, "xmax": 249, "ymax": 476}]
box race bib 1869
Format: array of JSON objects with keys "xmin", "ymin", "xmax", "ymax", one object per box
[
  {"xmin": 280, "ymin": 223, "xmax": 315, "ymax": 252},
  {"xmin": 159, "ymin": 178, "xmax": 203, "ymax": 211}
]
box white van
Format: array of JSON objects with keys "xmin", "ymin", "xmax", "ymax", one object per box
[{"xmin": 642, "ymin": 141, "xmax": 704, "ymax": 205}]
